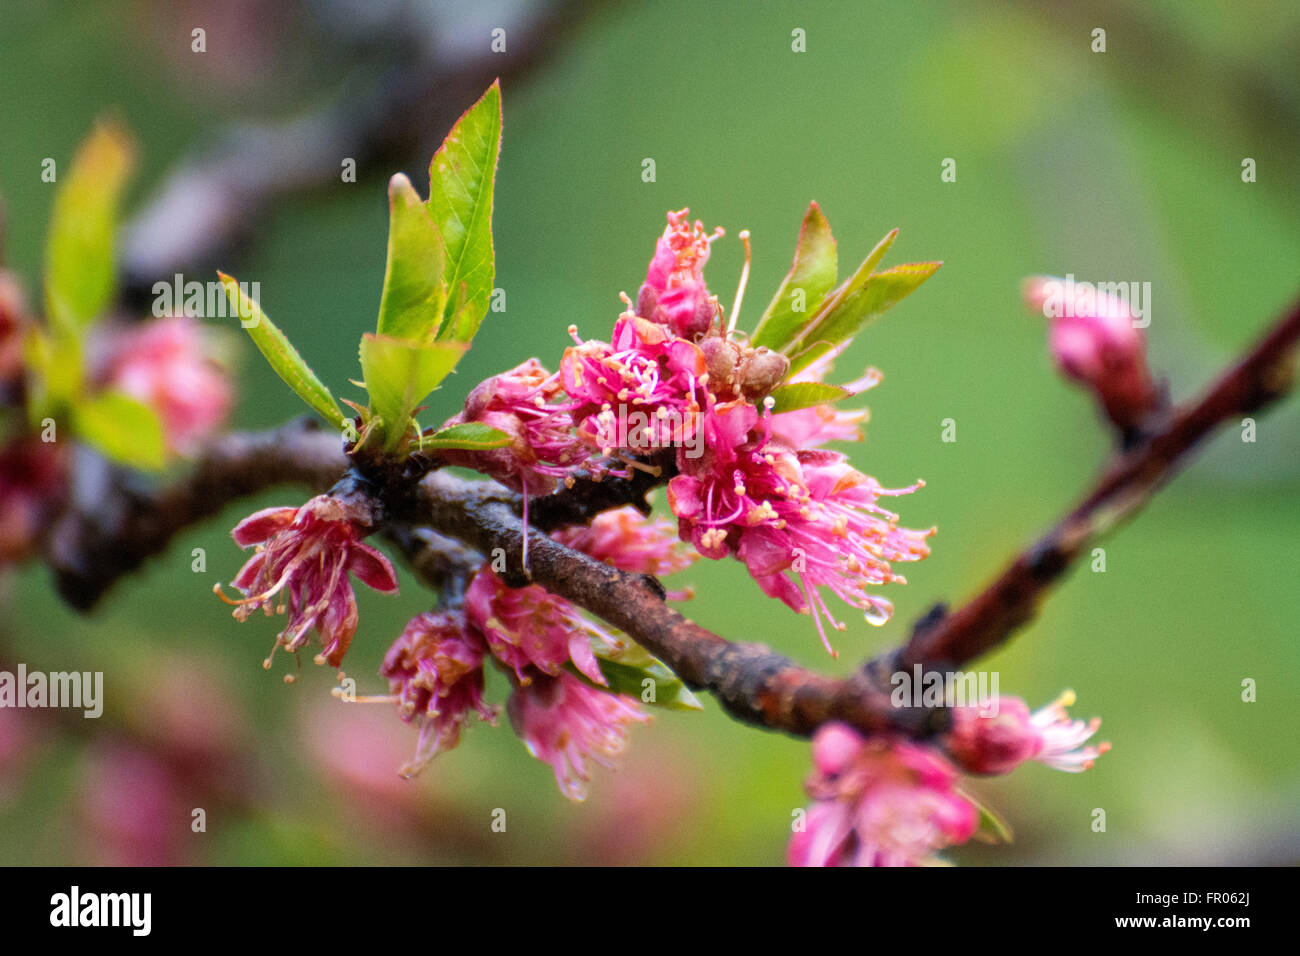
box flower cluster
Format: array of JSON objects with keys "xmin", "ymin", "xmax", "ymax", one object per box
[
  {"xmin": 449, "ymin": 208, "xmax": 933, "ymax": 654},
  {"xmin": 790, "ymin": 693, "xmax": 1108, "ymax": 866},
  {"xmin": 377, "ymin": 508, "xmax": 690, "ymax": 797}
]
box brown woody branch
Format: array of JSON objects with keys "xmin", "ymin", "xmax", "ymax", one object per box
[
  {"xmin": 48, "ymin": 417, "xmax": 347, "ymax": 610},
  {"xmin": 43, "ymin": 298, "xmax": 1300, "ymax": 745}
]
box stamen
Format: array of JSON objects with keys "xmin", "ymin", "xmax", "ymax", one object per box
[{"xmin": 727, "ymin": 230, "xmax": 752, "ymax": 335}]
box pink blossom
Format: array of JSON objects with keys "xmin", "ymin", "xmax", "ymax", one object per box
[
  {"xmin": 0, "ymin": 436, "xmax": 65, "ymax": 563},
  {"xmin": 947, "ymin": 691, "xmax": 1109, "ymax": 775},
  {"xmin": 465, "ymin": 565, "xmax": 612, "ymax": 686},
  {"xmin": 561, "ymin": 315, "xmax": 707, "ymax": 456},
  {"xmin": 219, "ymin": 495, "xmax": 398, "ymax": 668},
  {"xmin": 789, "ymin": 725, "xmax": 979, "ymax": 867},
  {"xmin": 1023, "ymin": 276, "xmax": 1158, "ymax": 431},
  {"xmin": 100, "ymin": 315, "xmax": 232, "ymax": 455},
  {"xmin": 507, "ymin": 671, "xmax": 648, "ymax": 801},
  {"xmin": 552, "ymin": 506, "xmax": 695, "ymax": 578},
  {"xmin": 668, "ymin": 401, "xmax": 931, "ymax": 653},
  {"xmin": 381, "ymin": 609, "xmax": 496, "ymax": 775},
  {"xmin": 636, "ymin": 208, "xmax": 723, "ymax": 339},
  {"xmin": 441, "ymin": 358, "xmax": 591, "ymax": 496},
  {"xmin": 0, "ymin": 270, "xmax": 28, "ymax": 388}
]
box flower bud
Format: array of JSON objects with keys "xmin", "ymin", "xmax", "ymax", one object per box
[{"xmin": 1023, "ymin": 275, "xmax": 1159, "ymax": 432}]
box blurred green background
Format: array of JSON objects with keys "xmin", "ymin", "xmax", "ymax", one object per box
[{"xmin": 1, "ymin": 0, "xmax": 1297, "ymax": 865}]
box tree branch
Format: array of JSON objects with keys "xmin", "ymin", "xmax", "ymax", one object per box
[{"xmin": 48, "ymin": 417, "xmax": 346, "ymax": 610}]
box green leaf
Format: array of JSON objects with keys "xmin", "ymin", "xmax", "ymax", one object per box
[
  {"xmin": 44, "ymin": 121, "xmax": 135, "ymax": 331},
  {"xmin": 787, "ymin": 257, "xmax": 941, "ymax": 375},
  {"xmin": 766, "ymin": 381, "xmax": 852, "ymax": 414},
  {"xmin": 358, "ymin": 334, "xmax": 467, "ymax": 449},
  {"xmin": 572, "ymin": 656, "xmax": 704, "ymax": 712},
  {"xmin": 72, "ymin": 389, "xmax": 165, "ymax": 470},
  {"xmin": 427, "ymin": 81, "xmax": 502, "ymax": 343},
  {"xmin": 964, "ymin": 790, "xmax": 1014, "ymax": 844},
  {"xmin": 577, "ymin": 638, "xmax": 704, "ymax": 712},
  {"xmin": 219, "ymin": 273, "xmax": 347, "ymax": 429},
  {"xmin": 376, "ymin": 173, "xmax": 447, "ymax": 342},
  {"xmin": 417, "ymin": 421, "xmax": 512, "ymax": 451},
  {"xmin": 751, "ymin": 201, "xmax": 838, "ymax": 351}
]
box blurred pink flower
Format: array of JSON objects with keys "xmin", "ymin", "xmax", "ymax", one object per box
[
  {"xmin": 507, "ymin": 671, "xmax": 648, "ymax": 801},
  {"xmin": 1023, "ymin": 276, "xmax": 1158, "ymax": 431},
  {"xmin": 789, "ymin": 725, "xmax": 978, "ymax": 867},
  {"xmin": 947, "ymin": 691, "xmax": 1109, "ymax": 775},
  {"xmin": 0, "ymin": 436, "xmax": 66, "ymax": 564},
  {"xmin": 81, "ymin": 743, "xmax": 183, "ymax": 866},
  {"xmin": 100, "ymin": 315, "xmax": 231, "ymax": 456}
]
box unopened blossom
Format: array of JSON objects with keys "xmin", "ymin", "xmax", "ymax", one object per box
[
  {"xmin": 789, "ymin": 724, "xmax": 979, "ymax": 867},
  {"xmin": 218, "ymin": 495, "xmax": 398, "ymax": 668},
  {"xmin": 0, "ymin": 437, "xmax": 65, "ymax": 564},
  {"xmin": 948, "ymin": 690, "xmax": 1110, "ymax": 775},
  {"xmin": 507, "ymin": 671, "xmax": 648, "ymax": 801},
  {"xmin": 99, "ymin": 315, "xmax": 232, "ymax": 456},
  {"xmin": 465, "ymin": 565, "xmax": 612, "ymax": 686},
  {"xmin": 1023, "ymin": 275, "xmax": 1158, "ymax": 431},
  {"xmin": 636, "ymin": 208, "xmax": 723, "ymax": 339},
  {"xmin": 381, "ymin": 609, "xmax": 496, "ymax": 775},
  {"xmin": 668, "ymin": 401, "xmax": 931, "ymax": 653},
  {"xmin": 441, "ymin": 358, "xmax": 591, "ymax": 496}
]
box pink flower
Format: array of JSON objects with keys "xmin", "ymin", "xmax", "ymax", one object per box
[
  {"xmin": 465, "ymin": 564, "xmax": 612, "ymax": 686},
  {"xmin": 561, "ymin": 315, "xmax": 707, "ymax": 456},
  {"xmin": 947, "ymin": 691, "xmax": 1109, "ymax": 775},
  {"xmin": 0, "ymin": 436, "xmax": 65, "ymax": 563},
  {"xmin": 441, "ymin": 358, "xmax": 591, "ymax": 496},
  {"xmin": 381, "ymin": 610, "xmax": 496, "ymax": 775},
  {"xmin": 507, "ymin": 671, "xmax": 648, "ymax": 801},
  {"xmin": 789, "ymin": 725, "xmax": 979, "ymax": 867},
  {"xmin": 1023, "ymin": 276, "xmax": 1158, "ymax": 431},
  {"xmin": 552, "ymin": 506, "xmax": 695, "ymax": 578},
  {"xmin": 668, "ymin": 402, "xmax": 931, "ymax": 653},
  {"xmin": 100, "ymin": 315, "xmax": 232, "ymax": 456},
  {"xmin": 636, "ymin": 208, "xmax": 723, "ymax": 339},
  {"xmin": 218, "ymin": 495, "xmax": 398, "ymax": 668},
  {"xmin": 0, "ymin": 270, "xmax": 28, "ymax": 388}
]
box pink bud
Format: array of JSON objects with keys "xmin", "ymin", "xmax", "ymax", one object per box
[{"xmin": 1023, "ymin": 276, "xmax": 1159, "ymax": 431}]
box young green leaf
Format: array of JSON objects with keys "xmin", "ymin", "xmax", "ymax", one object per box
[
  {"xmin": 376, "ymin": 173, "xmax": 447, "ymax": 342},
  {"xmin": 417, "ymin": 421, "xmax": 512, "ymax": 451},
  {"xmin": 218, "ymin": 273, "xmax": 347, "ymax": 430},
  {"xmin": 570, "ymin": 657, "xmax": 704, "ymax": 712},
  {"xmin": 427, "ymin": 80, "xmax": 502, "ymax": 343},
  {"xmin": 72, "ymin": 389, "xmax": 165, "ymax": 470},
  {"xmin": 358, "ymin": 334, "xmax": 467, "ymax": 449},
  {"xmin": 963, "ymin": 790, "xmax": 1015, "ymax": 844},
  {"xmin": 787, "ymin": 261, "xmax": 941, "ymax": 374},
  {"xmin": 766, "ymin": 381, "xmax": 852, "ymax": 415},
  {"xmin": 44, "ymin": 121, "xmax": 135, "ymax": 331},
  {"xmin": 751, "ymin": 201, "xmax": 838, "ymax": 351}
]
